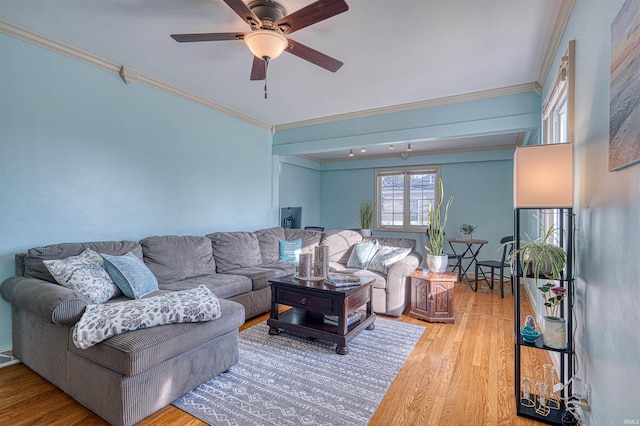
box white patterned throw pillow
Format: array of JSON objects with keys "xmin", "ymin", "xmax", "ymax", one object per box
[
  {"xmin": 346, "ymin": 240, "xmax": 380, "ymax": 269},
  {"xmin": 367, "ymin": 246, "xmax": 412, "ymax": 275},
  {"xmin": 72, "ymin": 285, "xmax": 222, "ymax": 349},
  {"xmin": 44, "ymin": 248, "xmax": 121, "ymax": 304}
]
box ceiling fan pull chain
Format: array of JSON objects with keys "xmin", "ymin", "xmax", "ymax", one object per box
[{"xmin": 264, "ymin": 57, "xmax": 269, "ymax": 99}]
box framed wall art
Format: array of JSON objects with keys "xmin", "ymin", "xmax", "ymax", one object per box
[{"xmin": 610, "ymin": 0, "xmax": 640, "ymax": 171}]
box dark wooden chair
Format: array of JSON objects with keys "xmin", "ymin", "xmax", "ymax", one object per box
[{"xmin": 474, "ymin": 235, "xmax": 514, "ymax": 297}]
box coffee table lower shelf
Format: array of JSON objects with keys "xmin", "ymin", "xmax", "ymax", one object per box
[{"xmin": 267, "ymin": 308, "xmax": 376, "ymax": 355}]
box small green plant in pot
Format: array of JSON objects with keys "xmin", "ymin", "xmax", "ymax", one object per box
[
  {"xmin": 359, "ymin": 200, "xmax": 374, "ymax": 237},
  {"xmin": 506, "ymin": 218, "xmax": 567, "ymax": 288},
  {"xmin": 425, "ymin": 179, "xmax": 454, "ymax": 273},
  {"xmin": 459, "ymin": 224, "xmax": 476, "ymax": 239}
]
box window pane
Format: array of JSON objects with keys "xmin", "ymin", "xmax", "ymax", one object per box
[
  {"xmin": 380, "ymin": 174, "xmax": 404, "ymax": 226},
  {"xmin": 409, "ymin": 173, "xmax": 435, "ymax": 226}
]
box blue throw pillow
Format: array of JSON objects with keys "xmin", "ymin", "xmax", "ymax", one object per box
[
  {"xmin": 278, "ymin": 238, "xmax": 302, "ymax": 262},
  {"xmin": 346, "ymin": 240, "xmax": 379, "ymax": 269},
  {"xmin": 102, "ymin": 252, "xmax": 159, "ymax": 299}
]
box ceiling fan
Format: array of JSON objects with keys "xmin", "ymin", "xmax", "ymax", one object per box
[{"xmin": 171, "ymin": 0, "xmax": 348, "ymax": 95}]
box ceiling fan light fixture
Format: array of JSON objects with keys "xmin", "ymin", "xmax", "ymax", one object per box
[{"xmin": 244, "ymin": 30, "xmax": 288, "ymax": 60}]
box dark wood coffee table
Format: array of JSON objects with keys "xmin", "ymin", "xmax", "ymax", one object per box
[{"xmin": 267, "ymin": 274, "xmax": 376, "ymax": 355}]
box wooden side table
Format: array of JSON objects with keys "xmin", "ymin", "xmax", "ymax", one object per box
[{"xmin": 409, "ymin": 270, "xmax": 456, "ymax": 324}]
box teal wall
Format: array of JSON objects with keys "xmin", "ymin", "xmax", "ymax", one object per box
[
  {"xmin": 0, "ymin": 34, "xmax": 273, "ymax": 348},
  {"xmin": 278, "ymin": 158, "xmax": 321, "ymax": 228},
  {"xmin": 547, "ymin": 0, "xmax": 640, "ymax": 422}
]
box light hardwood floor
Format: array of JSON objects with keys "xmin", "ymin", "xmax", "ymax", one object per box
[{"xmin": 0, "ymin": 280, "xmax": 549, "ymax": 425}]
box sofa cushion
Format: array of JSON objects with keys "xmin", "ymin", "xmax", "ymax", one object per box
[
  {"xmin": 140, "ymin": 235, "xmax": 216, "ymax": 284},
  {"xmin": 207, "ymin": 232, "xmax": 262, "ymax": 273},
  {"xmin": 222, "ymin": 266, "xmax": 289, "ymax": 291},
  {"xmin": 72, "ymin": 285, "xmax": 222, "ymax": 349},
  {"xmin": 284, "ymin": 229, "xmax": 323, "ymax": 255},
  {"xmin": 322, "ymin": 230, "xmax": 363, "ymax": 264},
  {"xmin": 23, "ymin": 241, "xmax": 142, "ymax": 282},
  {"xmin": 367, "ymin": 246, "xmax": 412, "ymax": 274},
  {"xmin": 259, "ymin": 261, "xmax": 297, "ymax": 275},
  {"xmin": 102, "ymin": 252, "xmax": 159, "ymax": 299},
  {"xmin": 68, "ymin": 297, "xmax": 244, "ymax": 376},
  {"xmin": 278, "ymin": 238, "xmax": 302, "ymax": 262},
  {"xmin": 255, "ymin": 227, "xmax": 286, "ymax": 263},
  {"xmin": 43, "ymin": 249, "xmax": 121, "ymax": 304},
  {"xmin": 157, "ymin": 274, "xmax": 252, "ymax": 299},
  {"xmin": 346, "ymin": 240, "xmax": 380, "ymax": 269}
]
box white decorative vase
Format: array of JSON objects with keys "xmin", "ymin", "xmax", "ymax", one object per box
[
  {"xmin": 463, "ymin": 233, "xmax": 472, "ymax": 240},
  {"xmin": 542, "ymin": 316, "xmax": 567, "ymax": 349},
  {"xmin": 426, "ymin": 254, "xmax": 449, "ymax": 273},
  {"xmin": 361, "ymin": 229, "xmax": 372, "ymax": 237}
]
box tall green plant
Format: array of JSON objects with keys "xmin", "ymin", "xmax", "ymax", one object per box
[
  {"xmin": 425, "ymin": 179, "xmax": 454, "ymax": 255},
  {"xmin": 359, "ymin": 200, "xmax": 374, "ymax": 229}
]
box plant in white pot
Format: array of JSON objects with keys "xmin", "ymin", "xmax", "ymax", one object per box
[
  {"xmin": 507, "ymin": 218, "xmax": 568, "ymax": 349},
  {"xmin": 359, "ymin": 200, "xmax": 374, "ymax": 237},
  {"xmin": 425, "ymin": 179, "xmax": 454, "ymax": 273},
  {"xmin": 459, "ymin": 224, "xmax": 476, "ymax": 240}
]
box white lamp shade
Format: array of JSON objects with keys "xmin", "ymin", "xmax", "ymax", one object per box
[
  {"xmin": 514, "ymin": 143, "xmax": 573, "ymax": 208},
  {"xmin": 244, "ymin": 30, "xmax": 288, "ymax": 60}
]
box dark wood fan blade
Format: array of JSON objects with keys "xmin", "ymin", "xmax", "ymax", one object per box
[
  {"xmin": 275, "ymin": 0, "xmax": 348, "ymax": 34},
  {"xmin": 250, "ymin": 56, "xmax": 267, "ymax": 80},
  {"xmin": 223, "ymin": 0, "xmax": 261, "ymax": 26},
  {"xmin": 171, "ymin": 32, "xmax": 244, "ymax": 42},
  {"xmin": 285, "ymin": 38, "xmax": 343, "ymax": 72}
]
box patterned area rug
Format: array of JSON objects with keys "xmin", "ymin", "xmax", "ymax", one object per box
[{"xmin": 173, "ymin": 317, "xmax": 425, "ymax": 425}]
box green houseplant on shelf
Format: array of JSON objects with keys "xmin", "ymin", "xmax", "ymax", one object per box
[
  {"xmin": 507, "ymin": 217, "xmax": 568, "ymax": 349},
  {"xmin": 359, "ymin": 200, "xmax": 374, "ymax": 237},
  {"xmin": 425, "ymin": 179, "xmax": 454, "ymax": 273}
]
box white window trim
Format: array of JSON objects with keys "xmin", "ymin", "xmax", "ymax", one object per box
[
  {"xmin": 540, "ymin": 40, "xmax": 575, "ymax": 243},
  {"xmin": 374, "ymin": 165, "xmax": 441, "ymax": 233}
]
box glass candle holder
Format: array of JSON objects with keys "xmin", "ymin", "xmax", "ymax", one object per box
[
  {"xmin": 520, "ymin": 376, "xmax": 534, "ymax": 407},
  {"xmin": 543, "ymin": 364, "xmax": 561, "ymax": 410},
  {"xmin": 535, "ymin": 382, "xmax": 550, "ymax": 417}
]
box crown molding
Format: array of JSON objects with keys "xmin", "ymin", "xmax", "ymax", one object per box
[
  {"xmin": 536, "ymin": 0, "xmax": 575, "ymax": 86},
  {"xmin": 0, "ymin": 20, "xmax": 271, "ymax": 130},
  {"xmin": 274, "ymin": 82, "xmax": 540, "ymax": 131}
]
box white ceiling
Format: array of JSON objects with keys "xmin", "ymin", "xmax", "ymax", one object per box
[{"xmin": 0, "ymin": 0, "xmax": 569, "ymax": 160}]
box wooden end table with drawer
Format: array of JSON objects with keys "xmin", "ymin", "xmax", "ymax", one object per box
[
  {"xmin": 409, "ymin": 270, "xmax": 457, "ymax": 324},
  {"xmin": 267, "ymin": 275, "xmax": 376, "ymax": 355}
]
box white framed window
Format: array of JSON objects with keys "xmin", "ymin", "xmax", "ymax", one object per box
[
  {"xmin": 374, "ymin": 166, "xmax": 440, "ymax": 232},
  {"xmin": 540, "ymin": 40, "xmax": 574, "ymax": 240}
]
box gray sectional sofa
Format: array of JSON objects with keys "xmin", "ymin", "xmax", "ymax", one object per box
[{"xmin": 0, "ymin": 227, "xmax": 420, "ymax": 425}]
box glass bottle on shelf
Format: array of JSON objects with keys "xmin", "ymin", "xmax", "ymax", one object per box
[
  {"xmin": 521, "ymin": 376, "xmax": 534, "ymax": 407},
  {"xmin": 535, "ymin": 382, "xmax": 550, "ymax": 417},
  {"xmin": 543, "ymin": 364, "xmax": 561, "ymax": 410}
]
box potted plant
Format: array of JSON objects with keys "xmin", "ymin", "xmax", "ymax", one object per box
[
  {"xmin": 507, "ymin": 217, "xmax": 568, "ymax": 349},
  {"xmin": 359, "ymin": 200, "xmax": 374, "ymax": 237},
  {"xmin": 424, "ymin": 179, "xmax": 454, "ymax": 273},
  {"xmin": 459, "ymin": 224, "xmax": 476, "ymax": 240}
]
